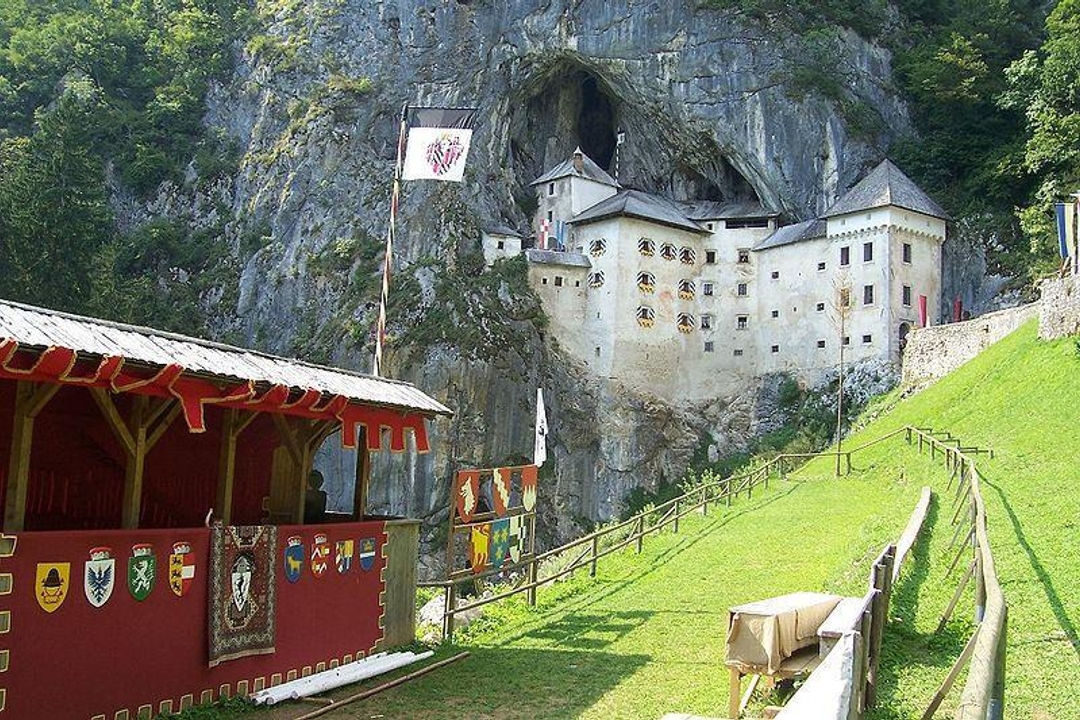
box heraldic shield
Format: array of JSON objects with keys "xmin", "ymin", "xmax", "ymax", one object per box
[
  {"xmin": 470, "ymin": 523, "xmax": 490, "ymax": 574},
  {"xmin": 36, "ymin": 562, "xmax": 70, "ymax": 613},
  {"xmin": 521, "ymin": 465, "xmax": 538, "ymax": 512},
  {"xmin": 455, "ymin": 470, "xmax": 481, "ymax": 523},
  {"xmin": 508, "ymin": 515, "xmax": 524, "ymax": 564},
  {"xmin": 490, "ymin": 518, "xmax": 510, "ymax": 570},
  {"xmin": 84, "ymin": 546, "xmax": 115, "ymax": 608},
  {"xmin": 169, "ymin": 541, "xmax": 195, "ymax": 597},
  {"xmin": 284, "ymin": 535, "xmax": 304, "ymax": 583},
  {"xmin": 127, "ymin": 543, "xmax": 156, "ymax": 601},
  {"xmin": 311, "ymin": 533, "xmax": 330, "ymax": 578},
  {"xmin": 336, "ymin": 540, "xmax": 354, "ymax": 574},
  {"xmin": 358, "ymin": 537, "xmax": 377, "ymax": 571},
  {"xmin": 492, "ymin": 467, "xmax": 511, "ymax": 516}
]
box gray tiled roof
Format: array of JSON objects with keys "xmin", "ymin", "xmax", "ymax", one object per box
[
  {"xmin": 679, "ymin": 200, "xmax": 780, "ymax": 220},
  {"xmin": 570, "ymin": 189, "xmax": 709, "ymax": 234},
  {"xmin": 753, "ymin": 218, "xmax": 827, "ymax": 252},
  {"xmin": 825, "ymin": 159, "xmax": 949, "ymax": 220},
  {"xmin": 530, "ymin": 149, "xmax": 619, "ymax": 188},
  {"xmin": 0, "ymin": 298, "xmax": 452, "ymax": 416},
  {"xmin": 524, "ymin": 249, "xmax": 592, "ymax": 267},
  {"xmin": 484, "ymin": 224, "xmax": 523, "ymax": 237}
]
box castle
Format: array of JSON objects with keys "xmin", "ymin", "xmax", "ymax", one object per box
[{"xmin": 484, "ymin": 150, "xmax": 947, "ymax": 402}]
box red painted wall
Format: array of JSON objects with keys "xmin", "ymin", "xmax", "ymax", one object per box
[{"xmin": 1, "ymin": 521, "xmax": 387, "ymax": 718}]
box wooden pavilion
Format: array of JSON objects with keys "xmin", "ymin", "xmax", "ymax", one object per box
[{"xmin": 0, "ymin": 298, "xmax": 450, "ymax": 718}]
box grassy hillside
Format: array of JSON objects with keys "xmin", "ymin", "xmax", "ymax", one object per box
[{"xmin": 838, "ymin": 319, "xmax": 1080, "ymax": 718}]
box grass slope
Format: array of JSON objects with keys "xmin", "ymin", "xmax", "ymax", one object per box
[{"xmin": 837, "ymin": 320, "xmax": 1080, "ymax": 719}]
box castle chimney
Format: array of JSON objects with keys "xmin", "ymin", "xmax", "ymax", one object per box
[{"xmin": 572, "ymin": 147, "xmax": 584, "ymax": 173}]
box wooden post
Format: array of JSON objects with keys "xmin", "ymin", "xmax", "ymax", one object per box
[
  {"xmin": 702, "ymin": 486, "xmax": 708, "ymax": 516},
  {"xmin": 443, "ymin": 582, "xmax": 456, "ymax": 641},
  {"xmin": 866, "ymin": 578, "xmax": 886, "ymax": 708},
  {"xmin": 728, "ymin": 668, "xmax": 741, "ymax": 718},
  {"xmin": 635, "ymin": 516, "xmax": 644, "ymax": 553},
  {"xmin": 990, "ymin": 606, "xmax": 1008, "ymax": 720},
  {"xmin": 590, "ymin": 536, "xmax": 598, "ymax": 577},
  {"xmin": 673, "ymin": 499, "xmax": 680, "ymax": 533},
  {"xmin": 3, "ymin": 382, "xmax": 59, "ymax": 532},
  {"xmin": 215, "ymin": 409, "xmax": 257, "ymax": 524},
  {"xmin": 526, "ymin": 558, "xmax": 537, "ymax": 606},
  {"xmin": 726, "ymin": 478, "xmax": 733, "ymax": 507},
  {"xmin": 354, "ymin": 426, "xmax": 370, "ymax": 520}
]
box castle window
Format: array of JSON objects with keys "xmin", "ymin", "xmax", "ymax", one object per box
[
  {"xmin": 704, "ymin": 341, "xmax": 715, "ymax": 353},
  {"xmin": 637, "ymin": 306, "xmax": 655, "ymax": 328},
  {"xmin": 554, "ymin": 276, "xmax": 564, "ymax": 287},
  {"xmin": 589, "ymin": 238, "xmax": 607, "ymax": 257},
  {"xmin": 733, "ymin": 349, "xmax": 744, "ymax": 357},
  {"xmin": 737, "ymin": 249, "xmax": 750, "ymax": 264},
  {"xmin": 737, "ymin": 315, "xmax": 749, "ymax": 330},
  {"xmin": 737, "ymin": 283, "xmax": 748, "ymax": 296},
  {"xmin": 727, "ymin": 218, "xmax": 769, "ymax": 229},
  {"xmin": 816, "ymin": 302, "xmax": 825, "ymax": 312},
  {"xmin": 863, "ymin": 242, "xmax": 873, "ymax": 262},
  {"xmin": 595, "ymin": 346, "xmax": 601, "ymax": 357},
  {"xmin": 677, "ymin": 313, "xmax": 695, "ymax": 333},
  {"xmin": 638, "ymin": 238, "xmax": 655, "ymax": 256},
  {"xmin": 840, "ymin": 246, "xmax": 850, "ymax": 266},
  {"xmin": 903, "ymin": 243, "xmax": 912, "ymax": 263},
  {"xmin": 771, "ymin": 270, "xmax": 780, "ymax": 279},
  {"xmin": 660, "ymin": 243, "xmax": 677, "ymax": 261},
  {"xmin": 705, "ymin": 250, "xmax": 717, "ymax": 264},
  {"xmin": 843, "ymin": 336, "xmax": 850, "ymax": 345},
  {"xmin": 637, "ymin": 272, "xmax": 656, "ymax": 293},
  {"xmin": 575, "ymin": 280, "xmax": 580, "ymax": 287},
  {"xmin": 770, "ymin": 309, "xmax": 779, "ymax": 318},
  {"xmin": 817, "ymin": 340, "xmax": 826, "ymax": 348},
  {"xmin": 863, "ymin": 284, "xmax": 874, "ymax": 305},
  {"xmin": 706, "ymin": 223, "xmax": 714, "ymax": 231},
  {"xmin": 497, "ymin": 240, "xmax": 505, "ymax": 250},
  {"xmin": 548, "ymin": 182, "xmax": 555, "ymax": 196},
  {"xmin": 902, "ymin": 284, "xmax": 912, "ymax": 306},
  {"xmin": 678, "ymin": 279, "xmax": 696, "ymax": 300},
  {"xmin": 703, "ymin": 282, "xmax": 714, "ymax": 296},
  {"xmin": 817, "ymin": 261, "xmax": 826, "ymax": 271},
  {"xmin": 588, "ymin": 271, "xmax": 605, "ymax": 289},
  {"xmin": 680, "ymin": 247, "xmax": 696, "ymax": 265},
  {"xmin": 771, "ymin": 345, "xmax": 779, "ymax": 353},
  {"xmin": 547, "ymin": 210, "xmax": 553, "ymax": 222},
  {"xmin": 701, "ymin": 314, "xmax": 713, "ymax": 330},
  {"xmin": 862, "ymin": 334, "xmax": 873, "ymax": 344},
  {"xmin": 542, "ymin": 277, "xmax": 548, "ymax": 285}
]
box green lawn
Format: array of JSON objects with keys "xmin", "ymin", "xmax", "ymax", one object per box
[{"xmin": 240, "ymin": 319, "xmax": 1076, "ymax": 719}]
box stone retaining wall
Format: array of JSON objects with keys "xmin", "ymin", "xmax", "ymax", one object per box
[
  {"xmin": 901, "ymin": 303, "xmax": 1039, "ymax": 387},
  {"xmin": 1038, "ymin": 275, "xmax": 1080, "ymax": 340}
]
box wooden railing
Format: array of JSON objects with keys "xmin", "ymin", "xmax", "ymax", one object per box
[
  {"xmin": 420, "ymin": 449, "xmax": 849, "ymax": 640},
  {"xmin": 906, "ymin": 427, "xmax": 1006, "ymax": 720}
]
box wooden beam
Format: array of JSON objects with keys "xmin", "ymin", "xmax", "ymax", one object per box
[
  {"xmin": 216, "ymin": 409, "xmax": 238, "ymax": 524},
  {"xmin": 3, "ymin": 381, "xmax": 58, "ymax": 532},
  {"xmin": 89, "ymin": 388, "xmax": 135, "ymax": 458},
  {"xmin": 145, "ymin": 402, "xmax": 182, "ymax": 452},
  {"xmin": 271, "ymin": 413, "xmax": 304, "ymax": 468},
  {"xmin": 143, "ymin": 397, "xmax": 175, "ymax": 431},
  {"xmin": 354, "ymin": 426, "xmax": 370, "ymax": 520},
  {"xmin": 120, "ymin": 396, "xmax": 148, "ymax": 529}
]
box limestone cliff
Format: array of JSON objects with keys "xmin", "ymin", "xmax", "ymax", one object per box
[{"xmin": 115, "ymin": 0, "xmax": 917, "ymax": 564}]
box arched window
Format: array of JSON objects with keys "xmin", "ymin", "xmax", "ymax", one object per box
[
  {"xmin": 660, "ymin": 243, "xmax": 677, "ymax": 261},
  {"xmin": 680, "ymin": 247, "xmax": 697, "ymax": 265},
  {"xmin": 677, "ymin": 313, "xmax": 695, "ymax": 333},
  {"xmin": 589, "ymin": 238, "xmax": 607, "ymax": 257},
  {"xmin": 588, "ymin": 271, "xmax": 605, "ymax": 288},
  {"xmin": 637, "ymin": 272, "xmax": 656, "ymax": 294},
  {"xmin": 638, "ymin": 238, "xmax": 655, "ymax": 257},
  {"xmin": 678, "ymin": 279, "xmax": 696, "ymax": 300},
  {"xmin": 637, "ymin": 306, "xmax": 655, "ymax": 328}
]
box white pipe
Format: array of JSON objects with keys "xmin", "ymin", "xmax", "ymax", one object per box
[{"xmin": 251, "ymin": 650, "xmax": 433, "ymax": 705}]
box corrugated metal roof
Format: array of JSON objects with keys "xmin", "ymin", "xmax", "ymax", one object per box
[
  {"xmin": 824, "ymin": 159, "xmax": 949, "ymax": 220},
  {"xmin": 530, "ymin": 149, "xmax": 619, "ymax": 188},
  {"xmin": 570, "ymin": 189, "xmax": 709, "ymax": 234},
  {"xmin": 753, "ymin": 219, "xmax": 827, "ymax": 251},
  {"xmin": 524, "ymin": 249, "xmax": 591, "ymax": 267},
  {"xmin": 0, "ymin": 298, "xmax": 451, "ymax": 416}
]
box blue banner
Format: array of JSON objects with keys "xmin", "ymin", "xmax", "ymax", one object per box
[{"xmin": 1056, "ymin": 203, "xmax": 1070, "ymax": 258}]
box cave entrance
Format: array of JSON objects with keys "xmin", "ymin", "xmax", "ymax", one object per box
[{"xmin": 578, "ymin": 76, "xmax": 616, "ymax": 170}]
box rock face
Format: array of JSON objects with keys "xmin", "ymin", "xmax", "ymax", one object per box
[{"xmin": 116, "ymin": 1, "xmax": 917, "ymax": 569}]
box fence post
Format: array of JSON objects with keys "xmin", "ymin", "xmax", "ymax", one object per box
[
  {"xmin": 846, "ymin": 452, "xmax": 851, "ymax": 475},
  {"xmin": 636, "ymin": 516, "xmax": 644, "ymax": 553},
  {"xmin": 527, "ymin": 558, "xmax": 537, "ymax": 607},
  {"xmin": 918, "ymin": 434, "xmax": 923, "ymax": 453},
  {"xmin": 990, "ymin": 606, "xmax": 1008, "ymax": 720},
  {"xmin": 673, "ymin": 499, "xmax": 680, "ymax": 533},
  {"xmin": 590, "ymin": 536, "xmax": 598, "ymax": 577},
  {"xmin": 444, "ymin": 582, "xmax": 457, "ymax": 642},
  {"xmin": 726, "ymin": 478, "xmax": 733, "ymax": 507},
  {"xmin": 702, "ymin": 486, "xmax": 708, "ymax": 517}
]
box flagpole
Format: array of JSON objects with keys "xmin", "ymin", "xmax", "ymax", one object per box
[{"xmin": 373, "ymin": 103, "xmax": 409, "ymax": 377}]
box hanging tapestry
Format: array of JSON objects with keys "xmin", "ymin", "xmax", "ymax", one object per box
[{"xmin": 208, "ymin": 525, "xmax": 277, "ymax": 667}]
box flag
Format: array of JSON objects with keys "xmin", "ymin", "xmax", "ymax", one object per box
[
  {"xmin": 401, "ymin": 107, "xmax": 478, "ymax": 182},
  {"xmin": 1056, "ymin": 203, "xmax": 1070, "ymax": 259},
  {"xmin": 919, "ymin": 295, "xmax": 928, "ymax": 328},
  {"xmin": 1065, "ymin": 199, "xmax": 1078, "ymax": 263},
  {"xmin": 534, "ymin": 388, "xmax": 548, "ymax": 468},
  {"xmin": 538, "ymin": 219, "xmax": 551, "ymax": 250}
]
